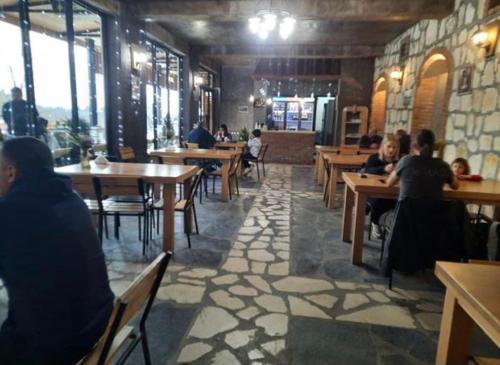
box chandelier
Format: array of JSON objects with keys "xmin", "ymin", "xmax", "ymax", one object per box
[{"xmin": 248, "ymin": 10, "xmax": 296, "ymax": 40}]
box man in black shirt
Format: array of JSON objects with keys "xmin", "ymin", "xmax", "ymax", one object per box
[
  {"xmin": 1, "ymin": 87, "xmax": 37, "ymax": 136},
  {"xmin": 188, "ymin": 118, "xmax": 215, "ymax": 149},
  {"xmin": 359, "ymin": 128, "xmax": 383, "ymax": 149},
  {"xmin": 0, "ymin": 137, "xmax": 114, "ymax": 365}
]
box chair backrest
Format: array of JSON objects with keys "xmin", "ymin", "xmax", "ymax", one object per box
[
  {"xmin": 230, "ymin": 154, "xmax": 243, "ymax": 175},
  {"xmin": 80, "ymin": 252, "xmax": 171, "ymax": 365},
  {"xmin": 186, "ymin": 169, "xmax": 204, "ymax": 206},
  {"xmin": 118, "ymin": 146, "xmax": 136, "ymax": 162},
  {"xmin": 186, "ymin": 143, "xmax": 199, "ymax": 149},
  {"xmin": 339, "ymin": 147, "xmax": 359, "ymax": 155},
  {"xmin": 94, "ymin": 176, "xmax": 146, "ymax": 209},
  {"xmin": 71, "ymin": 175, "xmax": 98, "ymax": 199},
  {"xmin": 258, "ymin": 144, "xmax": 269, "ymax": 160}
]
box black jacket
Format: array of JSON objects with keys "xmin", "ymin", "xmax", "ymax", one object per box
[
  {"xmin": 188, "ymin": 126, "xmax": 215, "ymax": 149},
  {"xmin": 0, "ymin": 172, "xmax": 114, "ymax": 362},
  {"xmin": 364, "ymin": 153, "xmax": 394, "ymax": 175}
]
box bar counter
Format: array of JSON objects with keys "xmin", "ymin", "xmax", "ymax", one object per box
[{"xmin": 261, "ymin": 130, "xmax": 315, "ymax": 164}]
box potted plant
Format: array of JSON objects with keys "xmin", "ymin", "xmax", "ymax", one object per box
[{"xmin": 239, "ymin": 127, "xmax": 249, "ymax": 142}]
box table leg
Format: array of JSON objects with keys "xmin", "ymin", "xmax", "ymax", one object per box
[
  {"xmin": 162, "ymin": 184, "xmax": 175, "ymax": 252},
  {"xmin": 351, "ymin": 192, "xmax": 367, "ymax": 265},
  {"xmin": 342, "ymin": 184, "xmax": 354, "ymax": 242},
  {"xmin": 184, "ymin": 177, "xmax": 193, "ymax": 234},
  {"xmin": 317, "ymin": 152, "xmax": 325, "ymax": 186},
  {"xmin": 314, "ymin": 151, "xmax": 320, "ymax": 183},
  {"xmin": 328, "ymin": 165, "xmax": 338, "ymax": 209},
  {"xmin": 221, "ymin": 160, "xmax": 230, "ymax": 202},
  {"xmin": 435, "ymin": 290, "xmax": 474, "ymax": 365}
]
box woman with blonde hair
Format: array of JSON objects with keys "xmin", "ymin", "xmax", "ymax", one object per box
[{"xmin": 363, "ymin": 133, "xmax": 400, "ymax": 235}]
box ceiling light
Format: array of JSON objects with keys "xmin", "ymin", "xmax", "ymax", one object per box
[
  {"xmin": 248, "ymin": 17, "xmax": 260, "ymax": 34},
  {"xmin": 471, "ymin": 31, "xmax": 489, "ymax": 48},
  {"xmin": 248, "ymin": 10, "xmax": 296, "ymax": 40},
  {"xmin": 249, "ymin": 94, "xmax": 255, "ymax": 103},
  {"xmin": 266, "ymin": 98, "xmax": 273, "ymax": 105},
  {"xmin": 263, "ymin": 13, "xmax": 277, "ymax": 31}
]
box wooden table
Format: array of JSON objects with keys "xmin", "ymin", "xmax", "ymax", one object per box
[
  {"xmin": 342, "ymin": 172, "xmax": 500, "ymax": 265},
  {"xmin": 314, "ymin": 145, "xmax": 376, "ymax": 184},
  {"xmin": 324, "ymin": 153, "xmax": 370, "ymax": 209},
  {"xmin": 215, "ymin": 142, "xmax": 246, "ymax": 176},
  {"xmin": 149, "ymin": 148, "xmax": 239, "ymax": 202},
  {"xmin": 435, "ymin": 262, "xmax": 500, "ymax": 365},
  {"xmin": 56, "ymin": 161, "xmax": 198, "ymax": 252}
]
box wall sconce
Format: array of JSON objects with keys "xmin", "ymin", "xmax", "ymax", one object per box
[
  {"xmin": 390, "ymin": 67, "xmax": 403, "ymax": 85},
  {"xmin": 132, "ymin": 51, "xmax": 148, "ymax": 70},
  {"xmin": 471, "ymin": 21, "xmax": 499, "ymax": 58},
  {"xmin": 248, "ymin": 94, "xmax": 255, "ymax": 103},
  {"xmin": 266, "ymin": 97, "xmax": 272, "ymax": 105},
  {"xmin": 194, "ymin": 75, "xmax": 204, "ymax": 87}
]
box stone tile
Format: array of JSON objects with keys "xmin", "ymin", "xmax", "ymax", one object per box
[
  {"xmin": 234, "ymin": 242, "xmax": 247, "ymax": 250},
  {"xmin": 248, "ymin": 208, "xmax": 265, "ymax": 217},
  {"xmin": 157, "ymin": 284, "xmax": 205, "ymax": 304},
  {"xmin": 189, "ymin": 306, "xmax": 239, "ymax": 339},
  {"xmin": 336, "ymin": 305, "xmax": 416, "ymax": 329},
  {"xmin": 259, "ymin": 236, "xmax": 271, "ymax": 242},
  {"xmin": 210, "ymin": 350, "xmax": 241, "ymax": 365},
  {"xmin": 237, "ymin": 235, "xmax": 254, "ymax": 243},
  {"xmin": 366, "ymin": 291, "xmax": 391, "ymax": 303},
  {"xmin": 251, "ymin": 261, "xmax": 266, "ymax": 274},
  {"xmin": 177, "ymin": 278, "xmax": 205, "ymax": 286},
  {"xmin": 236, "ymin": 306, "xmax": 261, "ymax": 320},
  {"xmin": 261, "ymin": 339, "xmax": 285, "ymax": 357},
  {"xmin": 343, "ymin": 293, "xmax": 370, "ymax": 310},
  {"xmin": 210, "ymin": 290, "xmax": 245, "ymax": 310},
  {"xmin": 245, "ymin": 275, "xmax": 272, "ymax": 293},
  {"xmin": 255, "ymin": 313, "xmax": 288, "ymax": 336},
  {"xmin": 335, "ymin": 281, "xmax": 371, "ymax": 290},
  {"xmin": 276, "ymin": 251, "xmax": 290, "ymax": 260},
  {"xmin": 272, "ymin": 242, "xmax": 290, "ymax": 251},
  {"xmin": 240, "ymin": 227, "xmax": 262, "ymax": 235},
  {"xmin": 268, "ymin": 261, "xmax": 289, "ymax": 276},
  {"xmin": 229, "ymin": 249, "xmax": 245, "ymax": 257},
  {"xmin": 248, "ymin": 249, "xmax": 276, "ymax": 262},
  {"xmin": 415, "ymin": 312, "xmax": 442, "ymax": 331},
  {"xmin": 244, "ymin": 218, "xmax": 255, "ymax": 226},
  {"xmin": 416, "ymin": 302, "xmax": 443, "ymax": 313},
  {"xmin": 305, "ymin": 294, "xmax": 338, "ymax": 309},
  {"xmin": 222, "ymin": 258, "xmax": 249, "ymax": 273},
  {"xmin": 288, "ymin": 295, "xmax": 331, "ymax": 319},
  {"xmin": 166, "ymin": 264, "xmax": 185, "ymax": 273},
  {"xmin": 179, "ymin": 268, "xmax": 217, "ymax": 278},
  {"xmin": 177, "ymin": 342, "xmax": 212, "ymax": 363},
  {"xmin": 254, "ymin": 294, "xmax": 287, "ymax": 313},
  {"xmin": 224, "ymin": 329, "xmax": 257, "ymax": 349},
  {"xmin": 249, "ymin": 241, "xmax": 269, "ymax": 249},
  {"xmin": 248, "ymin": 349, "xmax": 265, "ymax": 360},
  {"xmin": 212, "ymin": 274, "xmax": 240, "ymax": 285},
  {"xmin": 272, "ymin": 276, "xmax": 334, "ymax": 293},
  {"xmin": 229, "ymin": 285, "xmax": 259, "ymax": 297},
  {"xmin": 262, "ymin": 228, "xmax": 274, "ymax": 235}
]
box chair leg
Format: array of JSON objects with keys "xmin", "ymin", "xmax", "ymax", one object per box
[
  {"xmin": 142, "ymin": 213, "xmax": 148, "ymax": 255},
  {"xmin": 380, "ymin": 231, "xmax": 386, "ymax": 265},
  {"xmin": 156, "ymin": 209, "xmax": 160, "ymax": 235},
  {"xmin": 235, "ymin": 175, "xmax": 240, "ymax": 196},
  {"xmin": 368, "ymin": 220, "xmax": 372, "ymax": 241},
  {"xmin": 98, "ymin": 214, "xmax": 103, "ymax": 244},
  {"xmin": 138, "ymin": 215, "xmax": 142, "ymax": 241},
  {"xmin": 140, "ymin": 331, "xmax": 152, "ymax": 365},
  {"xmin": 256, "ymin": 161, "xmax": 260, "ymax": 181},
  {"xmin": 193, "ymin": 204, "xmax": 199, "ymax": 235},
  {"xmin": 228, "ymin": 177, "xmax": 233, "ymax": 201},
  {"xmin": 114, "ymin": 213, "xmax": 120, "ymax": 240},
  {"xmin": 262, "ymin": 160, "xmax": 266, "ymax": 177},
  {"xmin": 104, "ymin": 216, "xmax": 109, "ymax": 239},
  {"xmin": 212, "ymin": 175, "xmax": 216, "ymax": 194},
  {"xmin": 388, "ymin": 269, "xmax": 393, "ymax": 290}
]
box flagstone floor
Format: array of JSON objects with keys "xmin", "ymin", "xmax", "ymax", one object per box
[{"xmin": 0, "ymin": 164, "xmax": 498, "ymax": 365}]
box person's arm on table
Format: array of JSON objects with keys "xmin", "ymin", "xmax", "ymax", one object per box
[{"xmin": 387, "ymin": 170, "xmax": 399, "ymax": 187}]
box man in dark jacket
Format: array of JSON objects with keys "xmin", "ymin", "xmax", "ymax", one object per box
[
  {"xmin": 1, "ymin": 87, "xmax": 37, "ymax": 136},
  {"xmin": 0, "ymin": 137, "xmax": 114, "ymax": 365},
  {"xmin": 187, "ymin": 118, "xmax": 215, "ymax": 149}
]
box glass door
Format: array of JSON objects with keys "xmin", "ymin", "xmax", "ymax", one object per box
[
  {"xmin": 300, "ymin": 100, "xmax": 314, "ymax": 130},
  {"xmin": 272, "ymin": 100, "xmax": 286, "ymax": 130},
  {"xmin": 286, "ymin": 101, "xmax": 300, "ymax": 130}
]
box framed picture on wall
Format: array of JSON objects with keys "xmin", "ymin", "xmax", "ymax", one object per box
[
  {"xmin": 238, "ymin": 105, "xmax": 249, "ymax": 113},
  {"xmin": 458, "ymin": 64, "xmax": 473, "ymax": 94},
  {"xmin": 254, "ymin": 98, "xmax": 266, "ymax": 108}
]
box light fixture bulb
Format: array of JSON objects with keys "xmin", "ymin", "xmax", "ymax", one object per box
[
  {"xmin": 258, "ymin": 27, "xmax": 269, "ymax": 40},
  {"xmin": 294, "ymin": 93, "xmax": 298, "ymax": 98},
  {"xmin": 390, "ymin": 69, "xmax": 403, "ymax": 81},
  {"xmin": 263, "ymin": 13, "xmax": 277, "ymax": 31},
  {"xmin": 249, "ymin": 94, "xmax": 255, "ymax": 103},
  {"xmin": 248, "ymin": 17, "xmax": 260, "ymax": 34},
  {"xmin": 266, "ymin": 98, "xmax": 272, "ymax": 105},
  {"xmin": 310, "ymin": 92, "xmax": 315, "ymax": 98},
  {"xmin": 471, "ymin": 30, "xmax": 489, "ymax": 48},
  {"xmin": 327, "ymin": 92, "xmax": 331, "ymax": 97},
  {"xmin": 194, "ymin": 75, "xmax": 204, "ymax": 86},
  {"xmin": 134, "ymin": 51, "xmax": 149, "ymax": 64}
]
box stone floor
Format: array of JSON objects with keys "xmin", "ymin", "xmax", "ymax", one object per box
[{"xmin": 0, "ymin": 164, "xmax": 498, "ymax": 364}]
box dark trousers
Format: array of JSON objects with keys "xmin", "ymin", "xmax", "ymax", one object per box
[
  {"xmin": 369, "ymin": 198, "xmax": 397, "ymax": 225},
  {"xmin": 243, "ymin": 151, "xmax": 255, "ymax": 168}
]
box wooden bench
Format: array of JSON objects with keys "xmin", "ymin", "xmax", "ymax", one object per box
[{"xmin": 77, "ymin": 252, "xmax": 171, "ymax": 365}]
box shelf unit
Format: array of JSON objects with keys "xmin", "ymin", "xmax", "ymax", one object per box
[{"xmin": 340, "ymin": 106, "xmax": 369, "ymax": 145}]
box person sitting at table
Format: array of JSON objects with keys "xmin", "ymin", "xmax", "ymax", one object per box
[
  {"xmin": 359, "ymin": 127, "xmax": 383, "ymax": 149},
  {"xmin": 396, "ymin": 129, "xmax": 411, "ymax": 156},
  {"xmin": 188, "ymin": 117, "xmax": 215, "ymax": 149},
  {"xmin": 451, "ymin": 157, "xmax": 470, "ymax": 178},
  {"xmin": 387, "ymin": 129, "xmax": 458, "ymax": 199},
  {"xmin": 215, "ymin": 124, "xmax": 232, "ymax": 142},
  {"xmin": 0, "ymin": 137, "xmax": 114, "ymax": 364},
  {"xmin": 364, "ymin": 134, "xmax": 400, "ymax": 235},
  {"xmin": 243, "ymin": 129, "xmax": 262, "ymax": 174}
]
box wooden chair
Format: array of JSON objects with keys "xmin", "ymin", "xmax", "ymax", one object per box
[
  {"xmin": 77, "ymin": 252, "xmax": 171, "ymax": 365},
  {"xmin": 248, "ymin": 144, "xmax": 268, "ymax": 181},
  {"xmin": 154, "ymin": 169, "xmax": 204, "ymax": 248},
  {"xmin": 184, "ymin": 142, "xmax": 199, "ymax": 149},
  {"xmin": 94, "ymin": 176, "xmax": 151, "ymax": 254},
  {"xmin": 322, "ymin": 156, "xmax": 331, "ymax": 207},
  {"xmin": 118, "ymin": 146, "xmax": 136, "ymax": 162},
  {"xmin": 209, "ymin": 154, "xmax": 242, "ymax": 199}
]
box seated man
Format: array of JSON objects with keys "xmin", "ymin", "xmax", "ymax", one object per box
[
  {"xmin": 359, "ymin": 128, "xmax": 383, "ymax": 149},
  {"xmin": 188, "ymin": 117, "xmax": 215, "ymax": 149},
  {"xmin": 0, "ymin": 137, "xmax": 114, "ymax": 365}
]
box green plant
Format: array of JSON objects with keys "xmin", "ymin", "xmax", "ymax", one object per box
[
  {"xmin": 58, "ymin": 118, "xmax": 91, "ymax": 135},
  {"xmin": 166, "ymin": 128, "xmax": 175, "ymax": 140},
  {"xmin": 239, "ymin": 127, "xmax": 249, "ymax": 142}
]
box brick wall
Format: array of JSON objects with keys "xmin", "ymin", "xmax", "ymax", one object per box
[
  {"xmin": 374, "ymin": 0, "xmax": 500, "ymax": 179},
  {"xmin": 261, "ymin": 131, "xmax": 315, "ymax": 164}
]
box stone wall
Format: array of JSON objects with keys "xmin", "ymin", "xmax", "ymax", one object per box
[{"xmin": 373, "ymin": 0, "xmax": 500, "ymax": 179}]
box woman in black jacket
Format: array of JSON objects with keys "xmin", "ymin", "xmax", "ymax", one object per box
[{"xmin": 364, "ymin": 134, "xmax": 400, "ymax": 235}]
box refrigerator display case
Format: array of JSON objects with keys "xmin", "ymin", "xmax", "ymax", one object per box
[{"xmin": 271, "ymin": 97, "xmax": 315, "ymax": 131}]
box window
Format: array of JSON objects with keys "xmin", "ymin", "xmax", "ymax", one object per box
[
  {"xmin": 168, "ymin": 53, "xmax": 180, "ymax": 144},
  {"xmin": 0, "ymin": 15, "xmax": 25, "ymax": 135},
  {"xmin": 73, "ymin": 2, "xmax": 106, "ymax": 144}
]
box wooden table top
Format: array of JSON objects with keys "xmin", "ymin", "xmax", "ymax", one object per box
[
  {"xmin": 215, "ymin": 142, "xmax": 246, "ymax": 148},
  {"xmin": 56, "ymin": 161, "xmax": 198, "ymax": 184},
  {"xmin": 342, "ymin": 172, "xmax": 500, "ymax": 204},
  {"xmin": 150, "ymin": 147, "xmax": 239, "ymax": 160},
  {"xmin": 316, "ymin": 145, "xmax": 377, "ymax": 154},
  {"xmin": 435, "ymin": 261, "xmax": 500, "ymax": 347},
  {"xmin": 324, "ymin": 153, "xmax": 370, "ymax": 166}
]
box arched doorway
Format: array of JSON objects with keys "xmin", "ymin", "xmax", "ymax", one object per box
[
  {"xmin": 411, "ymin": 50, "xmax": 453, "ymax": 139},
  {"xmin": 370, "ymin": 75, "xmax": 388, "ymax": 133}
]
